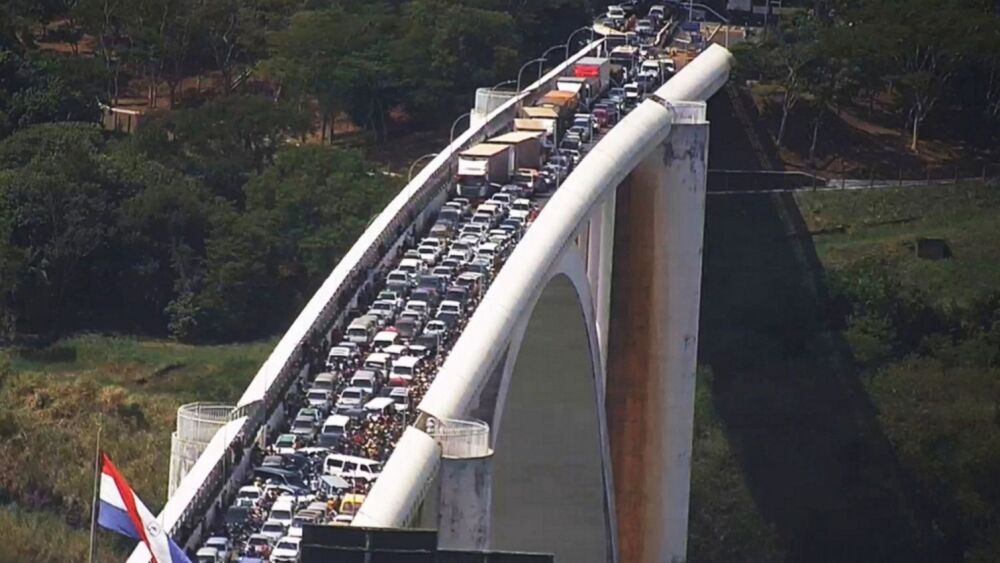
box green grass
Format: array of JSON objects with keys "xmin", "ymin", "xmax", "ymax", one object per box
[
  {"xmin": 0, "ymin": 335, "xmax": 272, "ymax": 562},
  {"xmin": 692, "ymin": 182, "xmax": 1000, "ymax": 561},
  {"xmin": 689, "ymin": 367, "xmax": 784, "ymax": 563},
  {"xmin": 796, "ymin": 182, "xmax": 1000, "ymax": 309}
]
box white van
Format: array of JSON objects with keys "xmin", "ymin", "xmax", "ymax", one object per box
[
  {"xmin": 346, "ymin": 315, "xmax": 378, "ymax": 345},
  {"xmin": 389, "ymin": 387, "xmax": 410, "ymax": 413},
  {"xmin": 323, "ymin": 454, "xmax": 382, "ymax": 481},
  {"xmin": 350, "ymin": 369, "xmax": 380, "ymax": 394},
  {"xmin": 363, "ymin": 352, "xmax": 391, "ymax": 373},
  {"xmin": 311, "ymin": 372, "xmax": 337, "ymax": 392},
  {"xmin": 372, "ymin": 330, "xmax": 398, "ymax": 350},
  {"xmin": 398, "ymin": 258, "xmax": 424, "ymax": 278},
  {"xmin": 269, "ymin": 500, "xmax": 295, "ymax": 526},
  {"xmin": 363, "ymin": 397, "xmax": 396, "ymax": 416},
  {"xmin": 389, "ymin": 355, "xmax": 421, "ymax": 385},
  {"xmin": 321, "ymin": 414, "xmax": 351, "ymax": 436},
  {"xmin": 383, "ymin": 344, "xmax": 408, "ymax": 361}
]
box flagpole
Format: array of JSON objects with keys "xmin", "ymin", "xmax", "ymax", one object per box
[{"xmin": 88, "ymin": 420, "xmax": 102, "ymax": 563}]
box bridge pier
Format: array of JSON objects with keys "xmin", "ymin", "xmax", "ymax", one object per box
[{"xmin": 607, "ymin": 103, "xmax": 709, "ymax": 563}]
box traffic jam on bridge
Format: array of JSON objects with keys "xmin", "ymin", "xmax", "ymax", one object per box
[{"xmin": 195, "ymin": 4, "xmax": 684, "ymax": 562}]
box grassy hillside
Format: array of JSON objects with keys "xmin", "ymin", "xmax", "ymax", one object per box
[
  {"xmin": 691, "ymin": 181, "xmax": 1000, "ymax": 561},
  {"xmin": 0, "ymin": 336, "xmax": 271, "ymax": 562}
]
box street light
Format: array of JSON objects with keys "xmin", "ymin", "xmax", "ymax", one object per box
[
  {"xmin": 566, "ymin": 26, "xmax": 595, "ymax": 58},
  {"xmin": 408, "ymin": 153, "xmax": 438, "ymax": 182},
  {"xmin": 516, "ymin": 58, "xmax": 546, "ymax": 93},
  {"xmin": 449, "ymin": 112, "xmax": 471, "ymax": 144},
  {"xmin": 538, "ymin": 44, "xmax": 568, "ymax": 78},
  {"xmin": 489, "ymin": 79, "xmax": 517, "ymax": 95}
]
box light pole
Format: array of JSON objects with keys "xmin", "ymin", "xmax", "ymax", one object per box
[
  {"xmin": 449, "ymin": 112, "xmax": 471, "ymax": 144},
  {"xmin": 566, "ymin": 26, "xmax": 594, "ymax": 58},
  {"xmin": 489, "ymin": 79, "xmax": 517, "ymax": 95},
  {"xmin": 408, "ymin": 153, "xmax": 438, "ymax": 182},
  {"xmin": 516, "ymin": 58, "xmax": 546, "ymax": 93},
  {"xmin": 538, "ymin": 44, "xmax": 567, "ymax": 79}
]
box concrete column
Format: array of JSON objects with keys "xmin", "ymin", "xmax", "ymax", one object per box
[
  {"xmin": 432, "ymin": 418, "xmax": 494, "ymax": 551},
  {"xmin": 606, "ymin": 109, "xmax": 709, "ymax": 563},
  {"xmin": 587, "ymin": 211, "xmax": 603, "ymax": 295},
  {"xmin": 595, "ymin": 193, "xmax": 617, "ymax": 372},
  {"xmin": 438, "ymin": 452, "xmax": 494, "ymax": 550}
]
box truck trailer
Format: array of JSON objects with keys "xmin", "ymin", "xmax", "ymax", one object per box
[
  {"xmin": 456, "ymin": 143, "xmax": 513, "ymax": 200},
  {"xmin": 514, "ymin": 117, "xmax": 558, "ymax": 150},
  {"xmin": 573, "ymin": 57, "xmax": 612, "ymax": 95},
  {"xmin": 535, "ymin": 90, "xmax": 580, "ymax": 125},
  {"xmin": 488, "ymin": 131, "xmax": 544, "ymax": 170}
]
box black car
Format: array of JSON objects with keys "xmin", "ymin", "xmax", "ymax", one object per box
[
  {"xmin": 416, "ymin": 273, "xmax": 448, "ymax": 294},
  {"xmin": 444, "ymin": 285, "xmax": 471, "ymax": 311},
  {"xmin": 395, "ymin": 318, "xmax": 421, "ymax": 341},
  {"xmin": 316, "ymin": 432, "xmax": 345, "ymax": 448},
  {"xmin": 436, "ymin": 311, "xmax": 461, "ymax": 332},
  {"xmin": 253, "ymin": 466, "xmax": 307, "ymax": 490}
]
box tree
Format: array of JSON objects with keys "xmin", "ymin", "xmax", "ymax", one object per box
[
  {"xmin": 0, "ymin": 47, "xmax": 102, "ymax": 137},
  {"xmin": 800, "ymin": 27, "xmax": 860, "ymax": 163},
  {"xmin": 129, "ymin": 95, "xmax": 310, "ymax": 200},
  {"xmin": 170, "ymin": 144, "xmax": 398, "ymax": 341},
  {"xmin": 736, "ymin": 13, "xmax": 820, "ymax": 147},
  {"xmin": 849, "ymin": 0, "xmax": 981, "ymax": 151},
  {"xmin": 394, "ymin": 0, "xmax": 519, "ymax": 125},
  {"xmin": 192, "ymin": 0, "xmax": 270, "ymax": 96},
  {"xmin": 0, "ymin": 123, "xmax": 116, "ymax": 337}
]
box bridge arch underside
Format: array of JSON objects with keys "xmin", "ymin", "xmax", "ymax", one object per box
[{"xmin": 482, "ymin": 267, "xmax": 615, "ymax": 562}]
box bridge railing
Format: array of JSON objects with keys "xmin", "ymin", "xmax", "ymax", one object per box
[{"xmin": 136, "ymin": 36, "xmax": 609, "ymax": 556}]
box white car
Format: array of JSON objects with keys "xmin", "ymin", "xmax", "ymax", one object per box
[
  {"xmin": 259, "ymin": 519, "xmax": 287, "ymax": 542},
  {"xmin": 509, "ymin": 198, "xmax": 532, "ymax": 221},
  {"xmin": 235, "ymin": 485, "xmax": 261, "ymax": 508},
  {"xmin": 271, "ymin": 536, "xmax": 301, "ymax": 562},
  {"xmin": 269, "ymin": 500, "xmax": 295, "ymax": 527},
  {"xmin": 336, "ymin": 386, "xmax": 368, "ymax": 409},
  {"xmin": 417, "ymin": 245, "xmax": 440, "ymax": 266},
  {"xmin": 202, "ymin": 537, "xmax": 230, "ymax": 560}
]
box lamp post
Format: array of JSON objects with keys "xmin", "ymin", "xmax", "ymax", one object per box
[
  {"xmin": 516, "ymin": 58, "xmax": 546, "ymax": 93},
  {"xmin": 489, "ymin": 79, "xmax": 517, "ymax": 95},
  {"xmin": 566, "ymin": 26, "xmax": 594, "ymax": 58},
  {"xmin": 538, "ymin": 44, "xmax": 568, "ymax": 78},
  {"xmin": 449, "ymin": 112, "xmax": 471, "ymax": 144},
  {"xmin": 408, "ymin": 153, "xmax": 438, "ymax": 182}
]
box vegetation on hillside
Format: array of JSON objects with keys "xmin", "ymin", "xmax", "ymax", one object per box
[
  {"xmin": 0, "ymin": 335, "xmax": 271, "ymax": 561},
  {"xmin": 694, "ymin": 182, "xmax": 1000, "ymax": 561},
  {"xmin": 733, "ymin": 0, "xmax": 1000, "ymax": 167}
]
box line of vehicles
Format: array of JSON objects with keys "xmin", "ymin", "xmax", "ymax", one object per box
[{"xmin": 193, "ymin": 4, "xmax": 677, "ymax": 562}]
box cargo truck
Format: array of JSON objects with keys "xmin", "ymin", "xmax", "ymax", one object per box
[
  {"xmin": 514, "ymin": 117, "xmax": 557, "ymax": 150},
  {"xmin": 609, "ymin": 46, "xmax": 640, "ymax": 75},
  {"xmin": 536, "ymin": 90, "xmax": 579, "ymax": 117},
  {"xmin": 489, "ymin": 131, "xmax": 544, "ymax": 170},
  {"xmin": 456, "ymin": 143, "xmax": 512, "ymax": 200},
  {"xmin": 573, "ymin": 57, "xmax": 612, "ymax": 95}
]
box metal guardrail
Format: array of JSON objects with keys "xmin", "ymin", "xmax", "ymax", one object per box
[{"xmin": 428, "ymin": 418, "xmax": 491, "ymax": 458}]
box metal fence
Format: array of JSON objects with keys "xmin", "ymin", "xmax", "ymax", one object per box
[
  {"xmin": 168, "ymin": 403, "xmax": 235, "ymax": 497},
  {"xmin": 428, "ymin": 418, "xmax": 491, "ymax": 458},
  {"xmin": 708, "ymin": 163, "xmax": 1000, "ymax": 194}
]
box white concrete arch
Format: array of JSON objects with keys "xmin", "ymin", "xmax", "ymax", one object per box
[
  {"xmin": 485, "ymin": 243, "xmax": 618, "ymax": 563},
  {"xmin": 490, "ymin": 240, "xmax": 604, "ymax": 443}
]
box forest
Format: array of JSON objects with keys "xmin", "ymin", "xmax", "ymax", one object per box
[
  {"xmin": 0, "ymin": 0, "xmax": 601, "ymax": 344},
  {"xmin": 734, "ymin": 0, "xmax": 1000, "ymax": 164}
]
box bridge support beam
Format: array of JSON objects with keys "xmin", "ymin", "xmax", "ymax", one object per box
[
  {"xmin": 607, "ymin": 104, "xmax": 709, "ymax": 563},
  {"xmin": 438, "ymin": 452, "xmax": 494, "ymax": 550}
]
